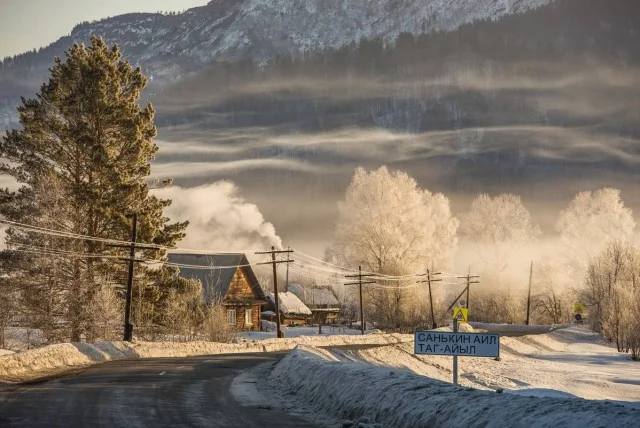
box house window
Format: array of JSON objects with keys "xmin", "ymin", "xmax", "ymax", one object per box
[
  {"xmin": 245, "ymin": 307, "xmax": 253, "ymax": 327},
  {"xmin": 227, "ymin": 309, "xmax": 236, "ymax": 325}
]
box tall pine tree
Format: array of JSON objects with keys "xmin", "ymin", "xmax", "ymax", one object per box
[{"xmin": 0, "ymin": 37, "xmax": 188, "ymax": 342}]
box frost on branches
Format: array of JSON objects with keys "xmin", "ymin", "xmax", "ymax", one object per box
[
  {"xmin": 331, "ymin": 166, "xmax": 458, "ymax": 327},
  {"xmin": 459, "ymin": 193, "xmax": 540, "ymax": 323},
  {"xmin": 583, "ymin": 240, "xmax": 640, "ymax": 359},
  {"xmin": 557, "ymin": 188, "xmax": 636, "ymax": 275}
]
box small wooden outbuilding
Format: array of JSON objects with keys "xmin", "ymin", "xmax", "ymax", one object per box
[
  {"xmin": 263, "ymin": 292, "xmax": 312, "ymax": 326},
  {"xmin": 288, "ymin": 283, "xmax": 341, "ymax": 325}
]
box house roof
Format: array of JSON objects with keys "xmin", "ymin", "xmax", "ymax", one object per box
[
  {"xmin": 288, "ymin": 283, "xmax": 340, "ymax": 308},
  {"xmin": 266, "ymin": 292, "xmax": 312, "ymax": 316},
  {"xmin": 168, "ymin": 253, "xmax": 266, "ymax": 303}
]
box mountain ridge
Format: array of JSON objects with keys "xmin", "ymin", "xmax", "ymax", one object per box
[{"xmin": 0, "ymin": 0, "xmax": 553, "ymax": 126}]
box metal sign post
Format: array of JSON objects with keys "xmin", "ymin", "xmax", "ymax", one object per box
[
  {"xmin": 414, "ymin": 326, "xmax": 500, "ymax": 386},
  {"xmin": 452, "ymin": 317, "xmax": 459, "ymax": 385}
]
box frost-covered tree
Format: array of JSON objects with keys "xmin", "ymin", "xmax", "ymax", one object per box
[
  {"xmin": 583, "ymin": 240, "xmax": 640, "ymax": 359},
  {"xmin": 332, "ymin": 166, "xmax": 458, "ymax": 326},
  {"xmin": 557, "ymin": 188, "xmax": 635, "ymax": 275},
  {"xmin": 460, "ymin": 193, "xmax": 539, "ymax": 287},
  {"xmin": 333, "ymin": 166, "xmax": 458, "ymax": 275}
]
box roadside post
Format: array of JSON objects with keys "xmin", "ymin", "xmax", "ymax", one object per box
[
  {"xmin": 573, "ymin": 303, "xmax": 586, "ymax": 324},
  {"xmin": 415, "ymin": 306, "xmax": 499, "ymax": 386}
]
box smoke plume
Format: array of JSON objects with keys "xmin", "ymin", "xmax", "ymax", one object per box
[{"xmin": 153, "ymin": 181, "xmax": 282, "ymax": 252}]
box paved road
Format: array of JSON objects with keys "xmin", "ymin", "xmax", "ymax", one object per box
[{"xmin": 0, "ymin": 352, "xmax": 317, "ymax": 427}]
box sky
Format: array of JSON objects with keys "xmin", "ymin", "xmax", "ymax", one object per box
[{"xmin": 0, "ymin": 0, "xmax": 209, "ymax": 58}]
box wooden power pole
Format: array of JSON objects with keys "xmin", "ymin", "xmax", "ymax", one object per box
[
  {"xmin": 108, "ymin": 212, "xmax": 160, "ymax": 342},
  {"xmin": 417, "ymin": 269, "xmax": 441, "ymax": 329},
  {"xmin": 285, "ymin": 246, "xmax": 290, "ymax": 293},
  {"xmin": 526, "ymin": 261, "xmax": 533, "ymax": 325},
  {"xmin": 457, "ymin": 270, "xmax": 479, "ymax": 312},
  {"xmin": 256, "ymin": 246, "xmax": 294, "ymax": 338},
  {"xmin": 447, "ymin": 273, "xmax": 480, "ymax": 315},
  {"xmin": 344, "ymin": 266, "xmax": 376, "ymax": 335}
]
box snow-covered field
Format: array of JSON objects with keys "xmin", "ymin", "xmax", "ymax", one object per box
[
  {"xmin": 231, "ymin": 324, "xmax": 640, "ymax": 426},
  {"xmin": 321, "ymin": 325, "xmax": 640, "ymax": 406},
  {"xmin": 262, "ymin": 342, "xmax": 640, "ymax": 427}
]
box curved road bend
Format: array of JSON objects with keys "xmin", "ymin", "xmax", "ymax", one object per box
[{"xmin": 0, "ymin": 352, "xmax": 317, "ymax": 427}]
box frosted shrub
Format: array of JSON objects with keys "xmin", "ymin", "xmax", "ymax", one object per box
[{"xmin": 203, "ymin": 303, "xmax": 237, "ymax": 343}]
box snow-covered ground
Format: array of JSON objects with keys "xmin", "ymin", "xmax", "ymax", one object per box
[
  {"xmin": 263, "ymin": 343, "xmax": 640, "ymax": 427},
  {"xmin": 319, "ymin": 325, "xmax": 640, "ymax": 407},
  {"xmin": 0, "ymin": 332, "xmax": 411, "ymax": 383}
]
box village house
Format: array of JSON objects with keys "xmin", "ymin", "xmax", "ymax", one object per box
[
  {"xmin": 288, "ymin": 283, "xmax": 341, "ymax": 325},
  {"xmin": 168, "ymin": 253, "xmax": 266, "ymax": 331},
  {"xmin": 263, "ymin": 292, "xmax": 312, "ymax": 326}
]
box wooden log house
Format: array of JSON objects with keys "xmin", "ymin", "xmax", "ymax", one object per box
[{"xmin": 168, "ymin": 253, "xmax": 266, "ymax": 331}]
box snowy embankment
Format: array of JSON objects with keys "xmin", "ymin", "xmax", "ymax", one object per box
[
  {"xmin": 469, "ymin": 322, "xmax": 567, "ymax": 335},
  {"xmin": 0, "ymin": 333, "xmax": 410, "ymax": 383},
  {"xmin": 320, "ymin": 325, "xmax": 640, "ymax": 405},
  {"xmin": 270, "ymin": 345, "xmax": 640, "ymax": 427}
]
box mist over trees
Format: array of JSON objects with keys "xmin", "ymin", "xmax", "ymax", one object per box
[
  {"xmin": 333, "ymin": 166, "xmax": 458, "ymax": 275},
  {"xmin": 557, "ymin": 188, "xmax": 636, "ymax": 276},
  {"xmin": 325, "ymin": 164, "xmax": 640, "ymax": 359},
  {"xmin": 457, "ymin": 193, "xmax": 540, "ymax": 324},
  {"xmin": 331, "ymin": 166, "xmax": 458, "ymax": 327}
]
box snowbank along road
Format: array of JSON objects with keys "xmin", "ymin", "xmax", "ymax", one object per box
[{"xmin": 1, "ymin": 325, "xmax": 639, "ymax": 427}]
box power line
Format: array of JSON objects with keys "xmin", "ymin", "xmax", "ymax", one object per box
[
  {"xmin": 255, "ymin": 246, "xmax": 294, "ymax": 339},
  {"xmin": 0, "ymin": 218, "xmax": 261, "ymax": 255},
  {"xmin": 0, "ymin": 218, "xmax": 160, "ymax": 248},
  {"xmin": 1, "ymin": 219, "xmax": 482, "ymax": 280}
]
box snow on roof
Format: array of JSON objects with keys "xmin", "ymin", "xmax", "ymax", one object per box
[
  {"xmin": 267, "ymin": 292, "xmax": 312, "ymax": 316},
  {"xmin": 288, "ymin": 283, "xmax": 339, "ymax": 307}
]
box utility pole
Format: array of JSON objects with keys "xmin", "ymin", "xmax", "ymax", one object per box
[
  {"xmin": 456, "ymin": 271, "xmax": 479, "ymax": 313},
  {"xmin": 417, "ymin": 270, "xmax": 441, "ymax": 329},
  {"xmin": 256, "ymin": 246, "xmax": 294, "ymax": 338},
  {"xmin": 108, "ymin": 213, "xmax": 160, "ymax": 342},
  {"xmin": 285, "ymin": 246, "xmax": 290, "ymax": 293},
  {"xmin": 447, "ymin": 273, "xmax": 480, "ymax": 315},
  {"xmin": 124, "ymin": 213, "xmax": 137, "ymax": 342},
  {"xmin": 344, "ymin": 266, "xmax": 376, "ymax": 335},
  {"xmin": 526, "ymin": 261, "xmax": 533, "ymax": 326}
]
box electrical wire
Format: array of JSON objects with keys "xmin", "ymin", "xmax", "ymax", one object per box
[
  {"xmin": 293, "ymin": 250, "xmax": 471, "ymax": 280},
  {"xmin": 0, "ymin": 219, "xmax": 480, "ymax": 280},
  {"xmin": 0, "ymin": 218, "xmax": 159, "ymax": 248},
  {"xmin": 0, "ymin": 218, "xmax": 263, "ymax": 255}
]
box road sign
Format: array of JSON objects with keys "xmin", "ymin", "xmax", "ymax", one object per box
[
  {"xmin": 452, "ymin": 307, "xmax": 468, "ymax": 322},
  {"xmin": 573, "ymin": 303, "xmax": 586, "ymax": 314},
  {"xmin": 414, "ymin": 331, "xmax": 500, "ymax": 357}
]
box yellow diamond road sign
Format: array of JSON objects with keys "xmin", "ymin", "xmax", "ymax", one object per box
[
  {"xmin": 452, "ymin": 307, "xmax": 468, "ymax": 322},
  {"xmin": 573, "ymin": 303, "xmax": 586, "ymax": 314}
]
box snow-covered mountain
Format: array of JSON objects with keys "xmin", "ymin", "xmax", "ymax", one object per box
[{"xmin": 1, "ymin": 0, "xmax": 553, "ymax": 84}]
